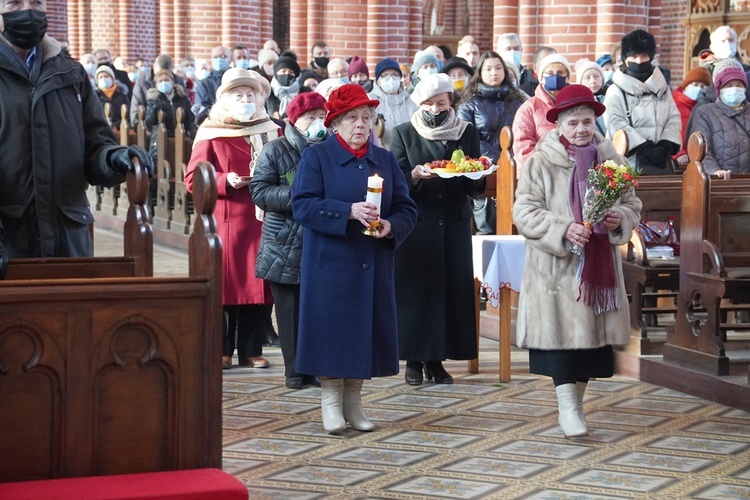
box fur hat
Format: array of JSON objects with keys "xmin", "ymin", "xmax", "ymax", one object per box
[
  {"xmin": 347, "ymin": 56, "xmax": 369, "ymax": 79},
  {"xmin": 324, "ymin": 83, "xmax": 380, "ymax": 127},
  {"xmin": 681, "ymin": 66, "xmax": 712, "ymax": 88},
  {"xmin": 575, "ymin": 59, "xmax": 604, "ymax": 84},
  {"xmin": 286, "ymin": 91, "xmax": 327, "ymax": 125},
  {"xmin": 546, "ymin": 84, "xmax": 606, "ymax": 123},
  {"xmin": 257, "ymin": 49, "xmax": 278, "ymax": 68},
  {"xmin": 375, "ymin": 58, "xmax": 401, "ymax": 79},
  {"xmin": 410, "ymin": 73, "xmax": 455, "ymax": 106},
  {"xmin": 215, "ymin": 68, "xmax": 264, "ymax": 100},
  {"xmin": 538, "ymin": 53, "xmax": 571, "ymax": 76},
  {"xmin": 620, "ymin": 29, "xmax": 657, "ymax": 61},
  {"xmin": 273, "ymin": 51, "xmax": 300, "ymax": 77},
  {"xmin": 95, "ymin": 65, "xmax": 115, "ymax": 80},
  {"xmin": 713, "ymin": 58, "xmax": 748, "ymax": 90},
  {"xmin": 442, "ymin": 57, "xmax": 474, "ymax": 77},
  {"xmin": 411, "ymin": 50, "xmax": 439, "ymax": 74}
]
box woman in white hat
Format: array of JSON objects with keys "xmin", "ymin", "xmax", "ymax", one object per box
[{"xmin": 185, "ymin": 68, "xmax": 281, "ymax": 370}]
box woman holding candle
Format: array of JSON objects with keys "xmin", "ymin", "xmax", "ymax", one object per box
[
  {"xmin": 291, "ymin": 84, "xmax": 418, "ymax": 433},
  {"xmin": 390, "ymin": 73, "xmax": 484, "ymax": 386}
]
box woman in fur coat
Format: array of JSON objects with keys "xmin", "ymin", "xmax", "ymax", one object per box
[{"xmin": 512, "ymin": 85, "xmax": 642, "ymax": 438}]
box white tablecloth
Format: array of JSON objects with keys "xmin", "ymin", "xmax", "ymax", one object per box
[{"xmin": 479, "ymin": 235, "xmax": 526, "ymax": 308}]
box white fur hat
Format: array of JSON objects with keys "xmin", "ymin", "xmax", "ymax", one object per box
[{"xmin": 410, "ymin": 73, "xmax": 455, "ymax": 105}]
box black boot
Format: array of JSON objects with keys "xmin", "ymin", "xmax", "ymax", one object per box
[
  {"xmin": 405, "ymin": 361, "xmax": 424, "ymax": 385},
  {"xmin": 262, "ymin": 305, "xmax": 281, "ymax": 347},
  {"xmin": 424, "ymin": 360, "xmax": 453, "ymax": 384}
]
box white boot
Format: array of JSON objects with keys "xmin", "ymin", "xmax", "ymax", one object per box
[
  {"xmin": 555, "ymin": 384, "xmax": 589, "ymax": 438},
  {"xmin": 343, "ymin": 379, "xmax": 374, "ymax": 431},
  {"xmin": 576, "ymin": 381, "xmax": 589, "ymax": 430},
  {"xmin": 320, "ymin": 378, "xmax": 346, "ymax": 433}
]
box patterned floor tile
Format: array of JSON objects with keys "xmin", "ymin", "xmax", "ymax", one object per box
[
  {"xmin": 362, "ymin": 407, "xmax": 425, "ymax": 423},
  {"xmin": 229, "ymin": 399, "xmax": 319, "ymax": 415},
  {"xmin": 716, "ymin": 408, "xmax": 750, "ymax": 420},
  {"xmin": 439, "ymin": 456, "xmax": 552, "ymax": 478},
  {"xmin": 324, "ymin": 446, "xmax": 435, "ymax": 466},
  {"xmin": 611, "ymin": 397, "xmax": 707, "ymax": 414},
  {"xmin": 586, "ymin": 410, "xmax": 672, "ymax": 428},
  {"xmin": 644, "ymin": 387, "xmax": 705, "ymax": 399},
  {"xmin": 604, "ymin": 451, "xmax": 718, "ymax": 473},
  {"xmin": 243, "ymin": 487, "xmax": 325, "ymax": 500},
  {"xmin": 221, "ymin": 457, "xmax": 268, "ymax": 474},
  {"xmin": 471, "ymin": 401, "xmax": 558, "ymax": 418},
  {"xmin": 646, "ymin": 435, "xmax": 750, "ymax": 455},
  {"xmin": 561, "ymin": 468, "xmax": 676, "ymax": 492},
  {"xmin": 380, "ymin": 430, "xmax": 485, "ymax": 449},
  {"xmin": 534, "ymin": 426, "xmax": 636, "ymax": 444},
  {"xmin": 425, "ymin": 414, "xmax": 526, "ymax": 433},
  {"xmin": 681, "ymin": 420, "xmax": 750, "ymax": 438},
  {"xmin": 272, "ymin": 421, "xmax": 347, "ymax": 437},
  {"xmin": 222, "ymin": 382, "xmax": 278, "ymax": 394},
  {"xmin": 689, "ymin": 483, "xmax": 750, "ymax": 499},
  {"xmin": 731, "ymin": 464, "xmax": 750, "ymax": 480},
  {"xmin": 265, "ymin": 465, "xmax": 381, "ymax": 486},
  {"xmin": 587, "ymin": 380, "xmax": 637, "ymax": 392},
  {"xmin": 518, "ymin": 489, "xmax": 629, "ymax": 499},
  {"xmin": 224, "ymin": 437, "xmax": 324, "ymax": 456},
  {"xmin": 222, "ymin": 415, "xmax": 275, "ymax": 430},
  {"xmin": 374, "ymin": 393, "xmax": 467, "ymax": 408},
  {"xmin": 488, "ymin": 440, "xmax": 594, "ymax": 460},
  {"xmin": 383, "ymin": 475, "xmax": 505, "ymax": 499},
  {"xmin": 414, "ymin": 383, "xmax": 504, "ymax": 396}
]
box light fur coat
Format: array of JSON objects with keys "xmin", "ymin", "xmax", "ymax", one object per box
[{"xmin": 512, "ymin": 130, "xmax": 642, "ymax": 350}]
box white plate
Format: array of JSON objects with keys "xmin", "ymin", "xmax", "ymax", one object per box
[{"xmin": 432, "ymin": 164, "xmax": 498, "ymax": 179}]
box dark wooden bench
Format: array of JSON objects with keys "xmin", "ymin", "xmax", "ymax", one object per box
[
  {"xmin": 171, "ymin": 108, "xmax": 194, "ymax": 235},
  {"xmin": 0, "ymin": 160, "xmax": 223, "ymax": 482},
  {"xmin": 663, "ymin": 132, "xmax": 750, "ymax": 378},
  {"xmin": 154, "ymin": 108, "xmax": 178, "ymax": 231}
]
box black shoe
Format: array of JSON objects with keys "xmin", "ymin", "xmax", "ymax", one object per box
[
  {"xmin": 285, "ymin": 376, "xmax": 304, "ymax": 389},
  {"xmin": 424, "ymin": 361, "xmax": 453, "ymax": 384},
  {"xmin": 304, "ymin": 375, "xmax": 321, "ymax": 387},
  {"xmin": 264, "ymin": 336, "xmax": 281, "ymax": 347},
  {"xmin": 405, "ymin": 361, "xmax": 424, "ymax": 385}
]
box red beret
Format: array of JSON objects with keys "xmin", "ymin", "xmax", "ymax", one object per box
[
  {"xmin": 324, "ymin": 84, "xmax": 380, "ymax": 127},
  {"xmin": 286, "ymin": 91, "xmax": 327, "ymax": 125}
]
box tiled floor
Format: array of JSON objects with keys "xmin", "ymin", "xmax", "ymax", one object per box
[{"xmin": 94, "ymin": 227, "xmax": 750, "ymax": 499}]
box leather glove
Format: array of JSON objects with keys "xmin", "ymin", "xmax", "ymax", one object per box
[
  {"xmin": 657, "ymin": 140, "xmax": 680, "ymax": 156},
  {"xmin": 110, "ymin": 145, "xmax": 155, "ymax": 177},
  {"xmin": 628, "ymin": 140, "xmax": 655, "ymax": 156}
]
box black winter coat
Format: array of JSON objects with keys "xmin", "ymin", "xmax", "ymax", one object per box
[
  {"xmin": 95, "ymin": 81, "xmax": 130, "ymax": 131},
  {"xmin": 457, "ymin": 84, "xmax": 524, "ymax": 163},
  {"xmin": 144, "ymin": 86, "xmax": 196, "ymax": 160},
  {"xmin": 250, "ymin": 124, "xmax": 319, "ymax": 284},
  {"xmin": 389, "ymin": 119, "xmax": 484, "ymax": 361},
  {"xmin": 0, "ymin": 36, "xmax": 125, "ymax": 258}
]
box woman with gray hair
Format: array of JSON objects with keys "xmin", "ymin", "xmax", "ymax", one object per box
[
  {"xmin": 291, "ymin": 84, "xmax": 417, "ymax": 433},
  {"xmin": 513, "ymin": 84, "xmax": 641, "ymax": 438}
]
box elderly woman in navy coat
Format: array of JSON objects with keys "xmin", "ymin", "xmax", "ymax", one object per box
[
  {"xmin": 291, "ymin": 84, "xmax": 418, "ymax": 433},
  {"xmin": 390, "ymin": 73, "xmax": 484, "ymax": 386}
]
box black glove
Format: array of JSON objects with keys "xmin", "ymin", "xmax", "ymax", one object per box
[
  {"xmin": 641, "ymin": 143, "xmax": 668, "ymax": 167},
  {"xmin": 628, "ymin": 140, "xmax": 655, "ymax": 156},
  {"xmin": 657, "ymin": 140, "xmax": 680, "ymax": 156},
  {"xmin": 110, "ymin": 145, "xmax": 155, "ymax": 177}
]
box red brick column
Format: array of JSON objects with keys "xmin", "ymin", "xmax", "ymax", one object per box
[
  {"xmin": 366, "ymin": 1, "xmax": 388, "ymax": 67},
  {"xmin": 289, "ymin": 0, "xmax": 308, "ymax": 57},
  {"xmin": 408, "ymin": 0, "xmax": 423, "ymax": 58},
  {"xmin": 469, "ymin": 0, "xmax": 494, "ymax": 52},
  {"xmin": 517, "ymin": 0, "xmax": 537, "ymax": 66},
  {"xmin": 160, "ymin": 0, "xmax": 175, "ymax": 56},
  {"xmin": 307, "ymin": 0, "xmax": 323, "ymax": 60},
  {"xmin": 492, "ymin": 0, "xmax": 519, "ymax": 53},
  {"xmin": 173, "ymin": 0, "xmax": 187, "ymax": 59}
]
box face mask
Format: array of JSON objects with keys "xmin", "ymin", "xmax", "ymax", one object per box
[
  {"xmin": 303, "ymin": 118, "xmax": 326, "ymax": 142},
  {"xmin": 98, "ymin": 77, "xmax": 114, "ymax": 90},
  {"xmin": 1, "ymin": 9, "xmax": 48, "ymax": 50},
  {"xmin": 683, "ymin": 84, "xmax": 703, "ymax": 101},
  {"xmin": 379, "ymin": 75, "xmax": 401, "ymax": 94},
  {"xmin": 212, "ymin": 57, "xmax": 229, "ymax": 72},
  {"xmin": 128, "ymin": 72, "xmax": 139, "ymax": 82},
  {"xmin": 714, "ymin": 42, "xmax": 738, "ymax": 60},
  {"xmin": 263, "ymin": 63, "xmax": 275, "ymax": 77},
  {"xmin": 183, "ymin": 66, "xmax": 196, "ymax": 78},
  {"xmin": 83, "ymin": 62, "xmax": 97, "ymax": 75},
  {"xmin": 140, "ymin": 66, "xmax": 149, "ymax": 74},
  {"xmin": 501, "ymin": 50, "xmax": 522, "ymax": 68},
  {"xmin": 422, "ymin": 109, "xmax": 450, "ymax": 128},
  {"xmin": 235, "ymin": 59, "xmax": 249, "ymax": 70},
  {"xmin": 195, "ymin": 68, "xmax": 208, "ymax": 80},
  {"xmin": 626, "ymin": 60, "xmax": 652, "ymax": 74},
  {"xmin": 339, "ymin": 76, "xmax": 350, "ymax": 84},
  {"xmin": 720, "ymin": 86, "xmax": 746, "ymax": 107},
  {"xmin": 427, "ymin": 67, "xmax": 438, "ymax": 76},
  {"xmin": 603, "ymin": 69, "xmax": 613, "ymax": 83},
  {"xmin": 231, "ymin": 102, "xmax": 256, "ymax": 121},
  {"xmin": 436, "ymin": 60, "xmax": 443, "ymax": 71},
  {"xmin": 453, "ymin": 77, "xmax": 469, "ymax": 92},
  {"xmin": 543, "ymin": 74, "xmax": 567, "ymax": 91},
  {"xmin": 276, "ymin": 74, "xmax": 296, "ymax": 87},
  {"xmin": 157, "ymin": 81, "xmax": 173, "ymax": 94},
  {"xmin": 314, "ymin": 56, "xmax": 330, "ymax": 69}
]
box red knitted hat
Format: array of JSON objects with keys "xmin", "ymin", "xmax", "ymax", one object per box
[
  {"xmin": 324, "ymin": 84, "xmax": 380, "ymax": 127},
  {"xmin": 286, "ymin": 91, "xmax": 327, "ymax": 125}
]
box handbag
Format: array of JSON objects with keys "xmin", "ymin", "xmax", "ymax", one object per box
[
  {"xmin": 637, "ymin": 216, "xmax": 679, "ymax": 255},
  {"xmin": 471, "ymin": 196, "xmax": 496, "ymax": 235}
]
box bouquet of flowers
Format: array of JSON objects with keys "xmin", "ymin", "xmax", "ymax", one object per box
[{"xmin": 573, "ymin": 160, "xmax": 641, "ymax": 255}]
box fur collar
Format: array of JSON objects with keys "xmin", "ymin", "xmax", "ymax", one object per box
[
  {"xmin": 146, "ymin": 84, "xmax": 186, "ymax": 100},
  {"xmin": 535, "ymin": 130, "xmax": 619, "ymax": 168}
]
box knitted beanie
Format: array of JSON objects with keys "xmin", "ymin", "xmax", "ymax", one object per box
[
  {"xmin": 681, "ymin": 66, "xmax": 712, "ymax": 88},
  {"xmin": 538, "ymin": 53, "xmax": 571, "ymax": 76},
  {"xmin": 575, "ymin": 59, "xmax": 604, "ymax": 84},
  {"xmin": 273, "ymin": 51, "xmax": 301, "ymax": 77},
  {"xmin": 410, "ymin": 50, "xmax": 439, "ymax": 73},
  {"xmin": 375, "ymin": 58, "xmax": 401, "ymax": 79},
  {"xmin": 713, "ymin": 58, "xmax": 748, "ymax": 90},
  {"xmin": 347, "ymin": 56, "xmax": 369, "ymax": 78},
  {"xmin": 286, "ymin": 91, "xmax": 327, "ymax": 124},
  {"xmin": 257, "ymin": 49, "xmax": 278, "ymax": 68}
]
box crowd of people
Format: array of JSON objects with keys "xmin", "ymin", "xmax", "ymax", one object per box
[{"xmin": 2, "ymin": 0, "xmax": 747, "ymax": 437}]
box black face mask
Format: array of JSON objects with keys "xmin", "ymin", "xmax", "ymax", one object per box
[
  {"xmin": 314, "ymin": 56, "xmax": 330, "ymax": 69},
  {"xmin": 626, "ymin": 60, "xmax": 652, "ymax": 74},
  {"xmin": 2, "ymin": 9, "xmax": 47, "ymax": 50},
  {"xmin": 275, "ymin": 74, "xmax": 296, "ymax": 87},
  {"xmin": 422, "ymin": 109, "xmax": 450, "ymax": 128}
]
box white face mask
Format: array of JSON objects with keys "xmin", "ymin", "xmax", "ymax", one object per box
[
  {"xmin": 379, "ymin": 75, "xmax": 401, "ymax": 94},
  {"xmin": 84, "ymin": 62, "xmax": 97, "ymax": 75},
  {"xmin": 303, "ymin": 118, "xmax": 327, "ymax": 142},
  {"xmin": 501, "ymin": 50, "xmax": 522, "ymax": 68},
  {"xmin": 98, "ymin": 77, "xmax": 114, "ymax": 90},
  {"xmin": 720, "ymin": 86, "xmax": 746, "ymax": 107},
  {"xmin": 683, "ymin": 84, "xmax": 702, "ymax": 101},
  {"xmin": 231, "ymin": 102, "xmax": 257, "ymax": 121},
  {"xmin": 603, "ymin": 69, "xmax": 613, "ymax": 83},
  {"xmin": 714, "ymin": 42, "xmax": 738, "ymax": 60}
]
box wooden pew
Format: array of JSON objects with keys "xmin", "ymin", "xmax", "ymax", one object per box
[
  {"xmin": 172, "ymin": 108, "xmax": 194, "ymax": 235},
  {"xmin": 663, "ymin": 132, "xmax": 750, "ymax": 376},
  {"xmin": 0, "ymin": 160, "xmax": 222, "ymax": 482},
  {"xmin": 154, "ymin": 109, "xmax": 177, "ymax": 231}
]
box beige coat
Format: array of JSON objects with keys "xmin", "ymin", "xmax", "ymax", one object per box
[{"xmin": 512, "ymin": 131, "xmax": 642, "ymax": 350}]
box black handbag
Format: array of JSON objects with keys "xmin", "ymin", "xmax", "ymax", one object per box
[{"xmin": 471, "ymin": 196, "xmax": 496, "ymax": 235}]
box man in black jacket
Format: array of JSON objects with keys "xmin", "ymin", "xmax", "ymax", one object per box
[{"xmin": 0, "ymin": 1, "xmax": 153, "ymax": 259}]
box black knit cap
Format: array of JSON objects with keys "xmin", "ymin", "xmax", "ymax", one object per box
[
  {"xmin": 620, "ymin": 29, "xmax": 656, "ymax": 61},
  {"xmin": 273, "ymin": 51, "xmax": 301, "ymax": 77}
]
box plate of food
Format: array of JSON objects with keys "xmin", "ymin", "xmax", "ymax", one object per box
[{"xmin": 424, "ymin": 150, "xmax": 497, "ymax": 179}]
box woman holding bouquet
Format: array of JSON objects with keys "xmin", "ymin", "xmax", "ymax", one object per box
[{"xmin": 512, "ymin": 84, "xmax": 641, "ymax": 438}]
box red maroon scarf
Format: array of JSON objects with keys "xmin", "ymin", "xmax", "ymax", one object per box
[
  {"xmin": 336, "ymin": 133, "xmax": 368, "ymax": 158},
  {"xmin": 563, "ymin": 135, "xmax": 620, "ymax": 314}
]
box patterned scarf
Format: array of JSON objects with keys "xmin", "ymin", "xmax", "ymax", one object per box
[
  {"xmin": 270, "ymin": 77, "xmax": 300, "ymax": 118},
  {"xmin": 564, "ymin": 135, "xmax": 619, "ymax": 314},
  {"xmin": 409, "ymin": 107, "xmax": 468, "ymax": 141}
]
